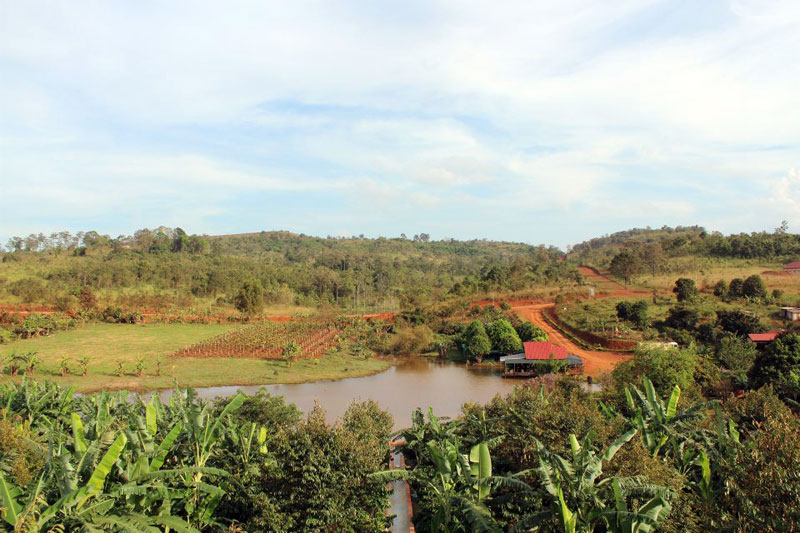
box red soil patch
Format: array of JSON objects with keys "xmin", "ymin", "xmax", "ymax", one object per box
[{"xmin": 762, "ymin": 270, "xmax": 791, "ymax": 276}]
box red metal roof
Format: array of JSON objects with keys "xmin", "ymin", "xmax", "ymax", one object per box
[
  {"xmin": 784, "ymin": 261, "xmax": 800, "ymax": 270},
  {"xmin": 748, "ymin": 330, "xmax": 782, "ymax": 343},
  {"xmin": 523, "ymin": 341, "xmax": 568, "ymax": 360}
]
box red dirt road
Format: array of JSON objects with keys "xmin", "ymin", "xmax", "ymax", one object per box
[{"xmin": 511, "ymin": 303, "xmax": 631, "ymax": 378}]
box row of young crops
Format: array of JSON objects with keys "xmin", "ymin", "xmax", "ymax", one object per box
[{"xmin": 173, "ymin": 320, "xmax": 341, "ymax": 359}]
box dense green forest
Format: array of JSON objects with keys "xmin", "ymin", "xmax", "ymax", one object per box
[
  {"xmin": 0, "ymin": 228, "xmax": 571, "ymax": 312},
  {"xmin": 570, "ymin": 223, "xmax": 800, "ymax": 267}
]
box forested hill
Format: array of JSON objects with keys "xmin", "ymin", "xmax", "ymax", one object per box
[
  {"xmin": 569, "ymin": 223, "xmax": 800, "ymax": 268},
  {"xmin": 0, "ymin": 228, "xmax": 572, "ymax": 311}
]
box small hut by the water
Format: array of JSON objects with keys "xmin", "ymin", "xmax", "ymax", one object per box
[{"xmin": 500, "ymin": 341, "xmax": 582, "ymax": 377}]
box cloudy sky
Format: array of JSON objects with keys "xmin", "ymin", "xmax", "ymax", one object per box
[{"xmin": 1, "ymin": 0, "xmax": 799, "ymax": 248}]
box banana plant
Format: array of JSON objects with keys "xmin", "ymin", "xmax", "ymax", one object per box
[
  {"xmin": 511, "ymin": 429, "xmax": 672, "ymax": 533},
  {"xmin": 1, "ymin": 432, "xmax": 129, "ymax": 529},
  {"xmin": 625, "ymin": 376, "xmax": 713, "ymax": 465},
  {"xmin": 374, "ymin": 437, "xmax": 502, "ymax": 533}
]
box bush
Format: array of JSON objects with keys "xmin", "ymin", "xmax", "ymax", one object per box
[
  {"xmin": 664, "ymin": 306, "xmax": 699, "ymax": 331},
  {"xmin": 616, "ymin": 300, "xmax": 648, "ymax": 327},
  {"xmin": 101, "ymin": 306, "xmax": 142, "ymax": 324},
  {"xmin": 9, "ymin": 277, "xmax": 47, "ymax": 302},
  {"xmin": 515, "ymin": 321, "xmax": 547, "ymax": 342},
  {"xmin": 748, "ymin": 333, "xmax": 800, "ymax": 402},
  {"xmin": 713, "ymin": 279, "xmax": 728, "ymax": 298},
  {"xmin": 612, "ymin": 344, "xmax": 699, "ymax": 401},
  {"xmin": 742, "ymin": 274, "xmax": 767, "ymax": 299},
  {"xmin": 78, "ymin": 286, "xmax": 97, "ymax": 310},
  {"xmin": 487, "ymin": 319, "xmax": 523, "ymax": 354},
  {"xmin": 716, "ymin": 309, "xmax": 762, "ymax": 337},
  {"xmin": 235, "ymin": 279, "xmax": 265, "ymax": 315},
  {"xmin": 718, "ymin": 390, "xmax": 800, "ymax": 530},
  {"xmin": 673, "ymin": 278, "xmax": 699, "ymax": 302},
  {"xmin": 716, "ymin": 335, "xmax": 757, "ymax": 387},
  {"xmin": 389, "ymin": 324, "xmax": 434, "ymax": 354},
  {"xmin": 728, "ymin": 278, "xmax": 744, "ymax": 298}
]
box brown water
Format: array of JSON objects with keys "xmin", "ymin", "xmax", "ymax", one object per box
[{"xmin": 158, "ymin": 359, "xmax": 524, "ymax": 430}]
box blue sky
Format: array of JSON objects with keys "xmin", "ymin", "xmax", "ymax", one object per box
[{"xmin": 1, "ymin": 0, "xmax": 799, "ymax": 248}]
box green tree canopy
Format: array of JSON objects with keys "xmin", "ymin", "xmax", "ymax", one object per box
[
  {"xmin": 487, "ymin": 319, "xmax": 523, "ymax": 355},
  {"xmin": 463, "ymin": 320, "xmax": 492, "ymax": 360},
  {"xmin": 234, "ymin": 279, "xmax": 265, "ymax": 314},
  {"xmin": 609, "ymin": 250, "xmax": 641, "ymax": 284},
  {"xmin": 515, "ymin": 321, "xmax": 547, "ymax": 342},
  {"xmin": 749, "ymin": 333, "xmax": 800, "ymax": 402},
  {"xmin": 673, "ymin": 278, "xmax": 699, "ymax": 302},
  {"xmin": 742, "ymin": 274, "xmax": 767, "ymax": 299}
]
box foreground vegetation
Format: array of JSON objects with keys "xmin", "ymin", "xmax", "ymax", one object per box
[{"xmin": 1, "ymin": 339, "xmax": 799, "ymax": 531}]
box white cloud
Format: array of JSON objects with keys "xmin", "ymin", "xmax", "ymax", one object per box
[{"xmin": 1, "ymin": 1, "xmax": 799, "ymax": 244}]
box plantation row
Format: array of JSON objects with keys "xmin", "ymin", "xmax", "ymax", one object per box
[{"xmin": 173, "ymin": 320, "xmax": 341, "ymax": 359}]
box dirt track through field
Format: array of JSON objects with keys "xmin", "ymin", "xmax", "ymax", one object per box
[
  {"xmin": 503, "ymin": 267, "xmax": 640, "ymax": 377},
  {"xmin": 511, "ymin": 303, "xmax": 631, "ymax": 378}
]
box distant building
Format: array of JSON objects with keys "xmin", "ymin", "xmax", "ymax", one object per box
[
  {"xmin": 748, "ymin": 330, "xmax": 784, "ymax": 345},
  {"xmin": 783, "ymin": 261, "xmax": 800, "ymax": 275},
  {"xmin": 781, "ymin": 307, "xmax": 800, "ymax": 321}
]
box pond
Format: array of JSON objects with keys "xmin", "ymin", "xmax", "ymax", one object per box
[{"xmin": 155, "ymin": 359, "xmax": 531, "ymax": 430}]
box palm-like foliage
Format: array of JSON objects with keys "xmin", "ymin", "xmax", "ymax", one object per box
[
  {"xmin": 624, "ymin": 376, "xmax": 714, "ymax": 467},
  {"xmin": 511, "ymin": 430, "xmax": 672, "ymax": 533},
  {"xmin": 0, "ymin": 381, "xmax": 251, "ymax": 531}
]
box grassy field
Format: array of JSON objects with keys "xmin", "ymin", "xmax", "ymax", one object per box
[
  {"xmin": 624, "ymin": 258, "xmax": 800, "ymax": 300},
  {"xmin": 0, "ymin": 323, "xmax": 390, "ymax": 392}
]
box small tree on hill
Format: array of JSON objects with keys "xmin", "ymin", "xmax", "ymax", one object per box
[
  {"xmin": 673, "ymin": 278, "xmax": 698, "ymax": 302},
  {"xmin": 617, "ymin": 300, "xmax": 649, "ymax": 327},
  {"xmin": 728, "ymin": 278, "xmax": 745, "ymax": 299},
  {"xmin": 742, "ymin": 275, "xmax": 767, "ymax": 299},
  {"xmin": 235, "ymin": 279, "xmax": 265, "ymax": 315},
  {"xmin": 713, "ymin": 280, "xmax": 728, "ymax": 299},
  {"xmin": 487, "ymin": 319, "xmax": 523, "ymax": 355},
  {"xmin": 609, "ymin": 250, "xmax": 641, "ymax": 284},
  {"xmin": 463, "ymin": 321, "xmax": 491, "ymax": 362}
]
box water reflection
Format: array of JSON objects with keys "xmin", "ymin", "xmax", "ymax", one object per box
[
  {"xmin": 155, "ymin": 359, "xmax": 521, "ymax": 430},
  {"xmin": 152, "ymin": 359, "xmax": 599, "ymax": 430}
]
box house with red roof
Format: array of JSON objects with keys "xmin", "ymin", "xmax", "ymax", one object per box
[
  {"xmin": 499, "ymin": 341, "xmax": 583, "ymax": 377},
  {"xmin": 748, "ymin": 330, "xmax": 784, "ymax": 346},
  {"xmin": 783, "ymin": 261, "xmax": 800, "ymax": 275}
]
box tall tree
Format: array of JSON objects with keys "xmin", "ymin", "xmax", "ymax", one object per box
[
  {"xmin": 609, "ymin": 250, "xmax": 641, "ymax": 284},
  {"xmin": 235, "ymin": 279, "xmax": 265, "ymax": 315}
]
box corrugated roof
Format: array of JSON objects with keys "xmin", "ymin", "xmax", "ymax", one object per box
[
  {"xmin": 523, "ymin": 341, "xmax": 568, "ymax": 360},
  {"xmin": 748, "ymin": 330, "xmax": 782, "ymax": 342},
  {"xmin": 784, "ymin": 261, "xmax": 800, "ymax": 270}
]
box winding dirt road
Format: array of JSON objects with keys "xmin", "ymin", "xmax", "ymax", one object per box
[{"xmin": 510, "ymin": 303, "xmax": 631, "ymax": 378}]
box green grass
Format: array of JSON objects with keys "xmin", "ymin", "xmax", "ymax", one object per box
[{"xmin": 0, "ymin": 323, "xmax": 390, "ymax": 392}]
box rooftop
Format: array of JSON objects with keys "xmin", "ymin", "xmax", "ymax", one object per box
[
  {"xmin": 748, "ymin": 330, "xmax": 783, "ymax": 343},
  {"xmin": 784, "ymin": 261, "xmax": 800, "ymax": 270},
  {"xmin": 523, "ymin": 341, "xmax": 568, "ymax": 360}
]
